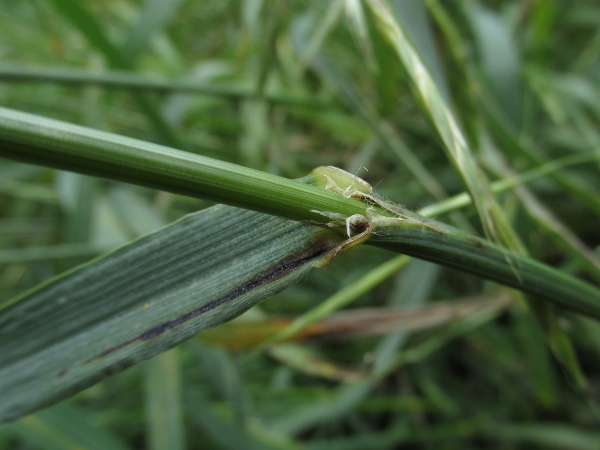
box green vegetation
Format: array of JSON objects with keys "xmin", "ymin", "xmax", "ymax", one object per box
[{"xmin": 1, "ymin": 0, "xmax": 600, "ymax": 448}]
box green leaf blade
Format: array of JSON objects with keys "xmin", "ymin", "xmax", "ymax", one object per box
[{"xmin": 0, "ymin": 205, "xmax": 339, "ymax": 424}]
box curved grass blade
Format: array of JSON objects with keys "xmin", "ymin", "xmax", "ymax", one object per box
[
  {"xmin": 368, "ymin": 217, "xmax": 600, "ymax": 320},
  {"xmin": 0, "ymin": 205, "xmax": 340, "ymax": 424},
  {"xmin": 365, "ymin": 0, "xmax": 520, "ymax": 251}
]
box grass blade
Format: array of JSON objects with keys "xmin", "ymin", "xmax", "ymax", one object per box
[
  {"xmin": 145, "ymin": 350, "xmax": 184, "ymax": 450},
  {"xmin": 369, "ymin": 215, "xmax": 600, "ymax": 319},
  {"xmin": 365, "ymin": 0, "xmax": 518, "ymax": 249},
  {"xmin": 253, "ymin": 254, "xmax": 410, "ymax": 352},
  {"xmin": 0, "ymin": 206, "xmax": 340, "ymax": 423},
  {"xmin": 0, "ymin": 66, "xmax": 327, "ymax": 108},
  {"xmin": 3, "ymin": 403, "xmax": 130, "ymax": 450}
]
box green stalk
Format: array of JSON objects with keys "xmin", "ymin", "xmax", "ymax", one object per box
[
  {"xmin": 2, "ymin": 107, "xmax": 600, "ymax": 320},
  {"xmin": 0, "ymin": 107, "xmax": 370, "ymax": 224},
  {"xmin": 370, "ymin": 219, "xmax": 600, "ymax": 320}
]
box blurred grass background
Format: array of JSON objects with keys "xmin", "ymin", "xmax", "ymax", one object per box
[{"xmin": 1, "ymin": 0, "xmax": 600, "ymax": 448}]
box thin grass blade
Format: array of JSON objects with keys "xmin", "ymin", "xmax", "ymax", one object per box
[{"xmin": 365, "ymin": 0, "xmax": 519, "ymax": 250}]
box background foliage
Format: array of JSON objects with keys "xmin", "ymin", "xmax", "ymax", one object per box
[{"xmin": 1, "ymin": 0, "xmax": 600, "ymax": 448}]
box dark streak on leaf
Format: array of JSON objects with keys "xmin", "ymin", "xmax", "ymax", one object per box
[{"xmin": 85, "ymin": 242, "xmax": 334, "ymax": 363}]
